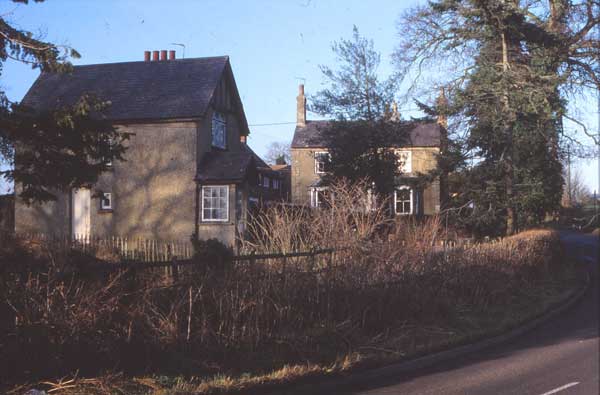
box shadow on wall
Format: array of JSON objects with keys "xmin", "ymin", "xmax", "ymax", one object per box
[
  {"xmin": 15, "ymin": 123, "xmax": 197, "ymax": 243},
  {"xmin": 99, "ymin": 124, "xmax": 197, "ymax": 241}
]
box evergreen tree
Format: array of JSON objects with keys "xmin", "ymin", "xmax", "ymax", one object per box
[
  {"xmin": 310, "ymin": 26, "xmax": 404, "ymax": 196},
  {"xmin": 0, "ymin": 0, "xmax": 128, "ymax": 203},
  {"xmin": 396, "ymin": 0, "xmax": 599, "ymax": 235}
]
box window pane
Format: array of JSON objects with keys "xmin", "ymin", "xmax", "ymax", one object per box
[
  {"xmin": 212, "ymin": 112, "xmax": 226, "ymax": 149},
  {"xmin": 203, "ymin": 186, "xmax": 228, "ymax": 221},
  {"xmin": 399, "ymin": 189, "xmax": 410, "ymax": 200}
]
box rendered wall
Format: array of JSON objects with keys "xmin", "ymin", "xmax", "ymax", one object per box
[{"xmin": 291, "ymin": 146, "xmax": 441, "ymax": 213}]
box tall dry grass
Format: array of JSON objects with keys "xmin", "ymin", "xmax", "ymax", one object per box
[{"xmin": 0, "ymin": 182, "xmax": 572, "ymax": 388}]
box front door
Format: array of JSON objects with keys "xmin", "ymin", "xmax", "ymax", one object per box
[{"xmin": 72, "ymin": 188, "xmax": 91, "ymax": 237}]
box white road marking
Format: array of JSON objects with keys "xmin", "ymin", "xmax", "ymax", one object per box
[{"xmin": 539, "ymin": 382, "xmax": 580, "ymax": 395}]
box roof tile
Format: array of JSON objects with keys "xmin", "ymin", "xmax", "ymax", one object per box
[
  {"xmin": 21, "ymin": 57, "xmax": 229, "ymax": 121},
  {"xmin": 291, "ymin": 120, "xmax": 442, "ymax": 148}
]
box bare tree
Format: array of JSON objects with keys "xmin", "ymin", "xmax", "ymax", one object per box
[{"xmin": 264, "ymin": 141, "xmax": 291, "ymax": 165}]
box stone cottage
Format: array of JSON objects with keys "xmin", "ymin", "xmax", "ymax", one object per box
[
  {"xmin": 291, "ymin": 85, "xmax": 446, "ymax": 216},
  {"xmin": 15, "ymin": 51, "xmax": 276, "ymax": 246}
]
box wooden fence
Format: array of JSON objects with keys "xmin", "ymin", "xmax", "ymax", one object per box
[
  {"xmin": 7, "ymin": 232, "xmax": 194, "ymax": 262},
  {"xmin": 1, "ymin": 232, "xmax": 477, "ymax": 270}
]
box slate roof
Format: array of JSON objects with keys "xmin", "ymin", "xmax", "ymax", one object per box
[
  {"xmin": 196, "ymin": 150, "xmax": 255, "ymax": 184},
  {"xmin": 241, "ymin": 144, "xmax": 269, "ymax": 169},
  {"xmin": 291, "ymin": 120, "xmax": 442, "ymax": 148},
  {"xmin": 21, "ymin": 56, "xmax": 231, "ymax": 122}
]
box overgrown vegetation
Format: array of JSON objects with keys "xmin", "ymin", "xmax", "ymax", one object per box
[{"xmin": 1, "ymin": 182, "xmax": 580, "ymax": 394}]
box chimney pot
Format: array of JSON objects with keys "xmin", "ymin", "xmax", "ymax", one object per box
[
  {"xmin": 152, "ymin": 51, "xmax": 159, "ymax": 61},
  {"xmin": 169, "ymin": 50, "xmax": 176, "ymax": 60},
  {"xmin": 144, "ymin": 51, "xmax": 151, "ymax": 61},
  {"xmin": 160, "ymin": 50, "xmax": 167, "ymax": 61},
  {"xmin": 296, "ymin": 84, "xmax": 306, "ymax": 127}
]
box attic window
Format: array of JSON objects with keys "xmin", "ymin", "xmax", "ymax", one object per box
[{"xmin": 212, "ymin": 111, "xmax": 227, "ymax": 149}]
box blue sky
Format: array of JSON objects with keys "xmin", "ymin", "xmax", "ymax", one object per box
[{"xmin": 1, "ymin": 0, "xmax": 598, "ymax": 193}]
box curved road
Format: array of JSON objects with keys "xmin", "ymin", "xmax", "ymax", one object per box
[{"xmin": 295, "ymin": 231, "xmax": 599, "ymax": 395}]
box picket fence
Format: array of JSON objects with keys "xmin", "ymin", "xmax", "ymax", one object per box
[
  {"xmin": 15, "ymin": 232, "xmax": 194, "ymax": 262},
  {"xmin": 4, "ymin": 232, "xmax": 477, "ymax": 267}
]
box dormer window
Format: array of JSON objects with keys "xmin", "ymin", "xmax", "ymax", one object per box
[{"xmin": 212, "ymin": 111, "xmax": 226, "ymax": 149}]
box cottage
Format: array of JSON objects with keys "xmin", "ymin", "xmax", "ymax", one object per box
[
  {"xmin": 15, "ymin": 51, "xmax": 273, "ymax": 247},
  {"xmin": 291, "ymin": 85, "xmax": 446, "ymax": 215}
]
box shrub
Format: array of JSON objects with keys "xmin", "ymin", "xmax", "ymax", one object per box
[
  {"xmin": 0, "ymin": 181, "xmax": 573, "ymax": 387},
  {"xmin": 190, "ymin": 236, "xmax": 233, "ymax": 272}
]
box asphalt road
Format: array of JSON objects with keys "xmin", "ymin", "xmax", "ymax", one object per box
[{"xmin": 299, "ymin": 231, "xmax": 599, "ymax": 395}]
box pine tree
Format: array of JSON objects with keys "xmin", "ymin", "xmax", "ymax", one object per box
[{"xmin": 310, "ymin": 26, "xmax": 404, "ymax": 196}]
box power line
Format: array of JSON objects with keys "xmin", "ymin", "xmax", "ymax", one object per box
[
  {"xmin": 249, "ymin": 121, "xmax": 297, "ymax": 127},
  {"xmin": 248, "ymin": 108, "xmax": 426, "ymax": 127}
]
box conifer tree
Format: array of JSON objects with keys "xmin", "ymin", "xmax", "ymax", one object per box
[
  {"xmin": 310, "ymin": 26, "xmax": 405, "ymax": 196},
  {"xmin": 396, "ymin": 0, "xmax": 599, "ymax": 235}
]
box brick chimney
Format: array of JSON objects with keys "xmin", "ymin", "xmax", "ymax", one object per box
[
  {"xmin": 296, "ymin": 84, "xmax": 306, "ymax": 127},
  {"xmin": 144, "ymin": 51, "xmax": 151, "ymax": 61},
  {"xmin": 152, "ymin": 50, "xmax": 159, "ymax": 61},
  {"xmin": 160, "ymin": 50, "xmax": 167, "ymax": 61},
  {"xmin": 169, "ymin": 50, "xmax": 176, "ymax": 60}
]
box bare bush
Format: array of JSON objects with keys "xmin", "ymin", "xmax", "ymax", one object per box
[{"xmin": 0, "ymin": 183, "xmax": 573, "ymax": 388}]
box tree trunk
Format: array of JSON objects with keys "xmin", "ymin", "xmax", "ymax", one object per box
[{"xmin": 501, "ymin": 29, "xmax": 517, "ymax": 235}]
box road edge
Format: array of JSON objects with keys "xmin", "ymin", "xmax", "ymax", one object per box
[{"xmin": 286, "ymin": 270, "xmax": 590, "ymax": 394}]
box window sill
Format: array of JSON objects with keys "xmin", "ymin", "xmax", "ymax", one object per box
[{"xmin": 99, "ymin": 209, "xmax": 113, "ymax": 214}]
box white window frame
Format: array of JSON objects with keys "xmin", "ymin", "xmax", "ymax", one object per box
[
  {"xmin": 310, "ymin": 187, "xmax": 329, "ymax": 208},
  {"xmin": 394, "ymin": 186, "xmax": 413, "ymax": 215},
  {"xmin": 263, "ymin": 176, "xmax": 270, "ymax": 188},
  {"xmin": 211, "ymin": 111, "xmax": 227, "ymax": 149},
  {"xmin": 273, "ymin": 179, "xmax": 280, "ymax": 190},
  {"xmin": 101, "ymin": 192, "xmax": 112, "ymax": 210},
  {"xmin": 201, "ymin": 185, "xmax": 229, "ymax": 222},
  {"xmin": 396, "ymin": 150, "xmax": 412, "ymax": 174},
  {"xmin": 314, "ymin": 151, "xmax": 330, "ymax": 174}
]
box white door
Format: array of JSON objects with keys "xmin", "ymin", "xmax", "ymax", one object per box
[{"xmin": 72, "ymin": 188, "xmax": 91, "ymax": 237}]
